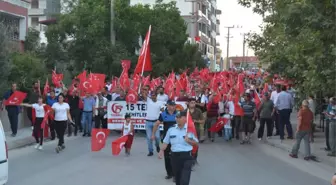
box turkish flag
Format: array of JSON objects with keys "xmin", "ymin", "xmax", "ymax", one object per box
[
  {"xmin": 208, "ymin": 118, "xmax": 229, "ymax": 132},
  {"xmin": 91, "ymin": 128, "xmax": 110, "ymax": 152},
  {"xmin": 5, "ymin": 91, "xmax": 27, "ymax": 106},
  {"xmin": 112, "ymin": 135, "xmax": 129, "ymax": 156},
  {"xmin": 134, "ymin": 25, "xmax": 152, "ymax": 74},
  {"xmin": 80, "ymin": 78, "xmax": 100, "ymax": 94},
  {"xmin": 43, "ymin": 78, "xmax": 50, "ymax": 97},
  {"xmin": 253, "ymin": 90, "xmax": 261, "ymax": 109},
  {"xmin": 126, "ymin": 89, "xmax": 138, "ymax": 104},
  {"xmin": 52, "ymin": 70, "xmax": 63, "ymax": 88},
  {"xmin": 186, "ymin": 111, "xmax": 198, "ymax": 154},
  {"xmin": 89, "ymin": 73, "xmax": 106, "ymax": 90},
  {"xmin": 121, "ymin": 60, "xmax": 131, "ymax": 72}
]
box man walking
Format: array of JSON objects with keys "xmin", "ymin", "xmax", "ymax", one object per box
[
  {"xmin": 275, "ymin": 86, "xmax": 294, "ymax": 140},
  {"xmin": 270, "ymin": 85, "xmax": 281, "ymax": 135},
  {"xmin": 144, "ymin": 92, "xmax": 163, "ymax": 156},
  {"xmin": 2, "ymin": 83, "xmax": 20, "ymax": 137},
  {"xmin": 153, "ymin": 100, "xmax": 177, "ymax": 181},
  {"xmin": 158, "ymin": 110, "xmax": 199, "ymax": 185},
  {"xmin": 82, "ymin": 92, "xmax": 95, "ymax": 137}
]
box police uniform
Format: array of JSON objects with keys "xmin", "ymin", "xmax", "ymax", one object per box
[
  {"xmin": 158, "ymin": 109, "xmax": 178, "ymax": 179},
  {"xmin": 163, "ymin": 113, "xmax": 199, "ymax": 185}
]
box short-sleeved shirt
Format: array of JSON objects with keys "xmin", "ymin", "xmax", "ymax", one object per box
[
  {"xmin": 52, "ymin": 102, "xmax": 70, "ymax": 121},
  {"xmin": 32, "ymin": 103, "xmax": 45, "ymax": 118},
  {"xmin": 158, "ymin": 110, "xmax": 177, "ymax": 137},
  {"xmin": 163, "ymin": 124, "xmax": 198, "ymax": 152},
  {"xmin": 83, "ymin": 97, "xmax": 95, "ymax": 112},
  {"xmin": 259, "ymin": 100, "xmax": 274, "ymax": 119},
  {"xmin": 240, "ymin": 101, "xmax": 256, "ymax": 117},
  {"xmin": 298, "ymin": 108, "xmax": 313, "ymax": 131},
  {"xmin": 189, "ymin": 108, "xmax": 203, "ymax": 124}
]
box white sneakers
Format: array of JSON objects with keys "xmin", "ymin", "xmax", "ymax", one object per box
[{"xmin": 34, "ymin": 144, "xmax": 43, "ymax": 150}]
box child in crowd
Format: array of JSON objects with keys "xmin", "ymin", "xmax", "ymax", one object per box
[
  {"xmin": 122, "ymin": 113, "xmax": 134, "ymax": 156},
  {"xmin": 222, "ymin": 108, "xmax": 233, "ymax": 141}
]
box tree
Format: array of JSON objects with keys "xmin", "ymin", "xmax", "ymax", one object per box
[
  {"xmin": 0, "ymin": 22, "xmax": 13, "ymax": 95},
  {"xmin": 8, "ymin": 52, "xmax": 47, "ymax": 92},
  {"xmin": 114, "ymin": 0, "xmax": 204, "ymax": 75},
  {"xmin": 239, "ymin": 0, "xmax": 336, "ymax": 99}
]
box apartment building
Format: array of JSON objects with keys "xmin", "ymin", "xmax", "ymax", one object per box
[
  {"xmin": 0, "ymin": 0, "xmax": 30, "ymax": 51},
  {"xmin": 130, "ymin": 0, "xmax": 221, "ymax": 67},
  {"xmin": 28, "ymin": 0, "xmax": 60, "ymax": 43}
]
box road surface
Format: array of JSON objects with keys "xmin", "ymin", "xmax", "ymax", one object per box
[{"xmin": 8, "ymin": 134, "xmax": 331, "ymax": 185}]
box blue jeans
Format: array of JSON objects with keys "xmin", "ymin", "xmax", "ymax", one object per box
[
  {"xmin": 145, "ymin": 121, "xmax": 160, "ymax": 153},
  {"xmin": 82, "ymin": 112, "xmax": 93, "ymax": 134},
  {"xmin": 224, "ymin": 127, "xmax": 232, "ymax": 141}
]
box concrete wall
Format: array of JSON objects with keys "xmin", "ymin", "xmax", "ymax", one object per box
[{"xmin": 0, "ymin": 108, "xmax": 31, "ymax": 132}]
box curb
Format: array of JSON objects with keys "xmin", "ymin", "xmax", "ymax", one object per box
[{"xmin": 7, "ymin": 137, "xmax": 52, "ymax": 151}]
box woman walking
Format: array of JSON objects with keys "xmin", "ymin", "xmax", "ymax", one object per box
[
  {"xmin": 52, "ymin": 93, "xmax": 74, "ymax": 153},
  {"xmin": 21, "ymin": 96, "xmax": 46, "ymax": 150}
]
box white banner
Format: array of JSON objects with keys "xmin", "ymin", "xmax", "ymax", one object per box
[{"xmin": 107, "ymin": 101, "xmax": 187, "ymax": 130}]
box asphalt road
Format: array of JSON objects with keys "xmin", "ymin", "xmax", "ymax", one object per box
[{"xmin": 8, "ymin": 134, "xmax": 332, "ymax": 185}]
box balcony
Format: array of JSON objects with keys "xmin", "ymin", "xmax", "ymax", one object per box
[
  {"xmin": 215, "ymin": 9, "xmax": 222, "ymax": 15},
  {"xmin": 211, "ymin": 30, "xmax": 216, "ymax": 38},
  {"xmin": 211, "ymin": 14, "xmax": 216, "ymax": 23},
  {"xmin": 28, "ymin": 8, "xmax": 45, "ymax": 16},
  {"xmin": 197, "ymin": 17, "xmax": 210, "ymax": 27},
  {"xmin": 216, "ymin": 19, "xmax": 220, "ymax": 25},
  {"xmin": 199, "ymin": 31, "xmax": 210, "ymax": 44}
]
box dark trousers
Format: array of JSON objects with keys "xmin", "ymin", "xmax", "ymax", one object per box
[
  {"xmin": 164, "ymin": 144, "xmax": 174, "ymax": 177},
  {"xmin": 7, "ymin": 108, "xmax": 19, "ymax": 135},
  {"xmin": 279, "ymin": 109, "xmax": 293, "ymax": 139},
  {"xmin": 54, "ymin": 121, "xmax": 67, "ymax": 146},
  {"xmin": 171, "ymin": 152, "xmax": 193, "ymax": 185},
  {"xmin": 326, "ymin": 119, "xmax": 331, "ymax": 150},
  {"xmin": 95, "ymin": 115, "xmax": 107, "ymax": 129},
  {"xmin": 272, "ymin": 112, "xmax": 280, "ymax": 135},
  {"xmin": 234, "ymin": 116, "xmax": 242, "ymax": 139},
  {"xmin": 258, "ymin": 118, "xmax": 273, "ymax": 138},
  {"xmin": 27, "ymin": 107, "xmax": 33, "ymax": 126},
  {"xmin": 70, "ymin": 109, "xmax": 81, "ymax": 135},
  {"xmin": 49, "ymin": 119, "xmax": 56, "ymax": 139},
  {"xmin": 33, "ymin": 118, "xmax": 44, "ymax": 145}
]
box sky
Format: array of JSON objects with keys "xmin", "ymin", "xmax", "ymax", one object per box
[{"xmin": 216, "ymin": 0, "xmax": 263, "ymax": 57}]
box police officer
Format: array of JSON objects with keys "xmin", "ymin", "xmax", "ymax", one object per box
[
  {"xmin": 158, "ymin": 110, "xmax": 199, "ymax": 185},
  {"xmin": 153, "ymin": 100, "xmax": 177, "ymax": 181}
]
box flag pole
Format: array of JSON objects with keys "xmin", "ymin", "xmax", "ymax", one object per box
[
  {"xmin": 138, "ymin": 25, "xmax": 152, "ymax": 94},
  {"xmin": 140, "ymin": 25, "xmax": 151, "ymax": 77}
]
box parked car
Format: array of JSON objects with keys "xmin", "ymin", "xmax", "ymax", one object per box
[{"xmin": 0, "ymin": 120, "xmax": 8, "ymax": 184}]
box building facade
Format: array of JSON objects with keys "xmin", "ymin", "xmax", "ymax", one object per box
[
  {"xmin": 28, "ymin": 0, "xmax": 60, "ymax": 43},
  {"xmin": 0, "ymin": 0, "xmax": 30, "ymax": 51},
  {"xmin": 229, "ymin": 56, "xmax": 259, "ymax": 69},
  {"xmin": 130, "ymin": 0, "xmax": 221, "ymax": 69}
]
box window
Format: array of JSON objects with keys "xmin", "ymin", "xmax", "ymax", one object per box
[
  {"xmin": 31, "ymin": 17, "xmax": 39, "ymax": 27},
  {"xmin": 201, "ymin": 5, "xmax": 207, "ymax": 15},
  {"xmin": 31, "ymin": 0, "xmax": 39, "ymax": 8}
]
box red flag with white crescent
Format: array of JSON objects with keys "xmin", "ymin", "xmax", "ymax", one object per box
[
  {"xmin": 91, "ymin": 128, "xmax": 110, "ymax": 152},
  {"xmin": 5, "ymin": 91, "xmax": 27, "ymax": 106},
  {"xmin": 51, "ymin": 70, "xmax": 63, "ymax": 88},
  {"xmin": 112, "ymin": 135, "xmax": 129, "ymax": 155},
  {"xmin": 134, "ymin": 25, "xmax": 152, "ymax": 74},
  {"xmin": 126, "ymin": 89, "xmax": 138, "ymax": 104}
]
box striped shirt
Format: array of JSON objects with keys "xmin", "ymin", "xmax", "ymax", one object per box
[{"xmin": 239, "ymin": 101, "xmax": 256, "ymax": 117}]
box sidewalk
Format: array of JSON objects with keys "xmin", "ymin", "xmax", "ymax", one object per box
[
  {"xmin": 260, "ymin": 111, "xmax": 336, "ymax": 168},
  {"xmin": 6, "ymin": 127, "xmax": 37, "ymax": 150}
]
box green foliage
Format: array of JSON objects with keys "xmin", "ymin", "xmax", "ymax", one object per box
[
  {"xmin": 0, "ymin": 22, "xmax": 13, "ymax": 95},
  {"xmin": 24, "ymin": 28, "xmax": 41, "ymax": 53},
  {"xmin": 9, "ymin": 52, "xmax": 47, "ymax": 92},
  {"xmin": 239, "ymin": 0, "xmax": 336, "ymax": 99},
  {"xmin": 44, "ymin": 0, "xmax": 205, "ymax": 78}
]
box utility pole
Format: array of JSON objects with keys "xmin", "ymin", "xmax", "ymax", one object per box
[
  {"xmin": 110, "ymin": 0, "xmax": 116, "ymax": 46},
  {"xmin": 225, "ymin": 26, "xmax": 234, "ymax": 69},
  {"xmin": 242, "ymin": 33, "xmax": 246, "ymax": 68}
]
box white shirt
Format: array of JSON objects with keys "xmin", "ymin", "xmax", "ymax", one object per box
[
  {"xmin": 270, "ymin": 91, "xmax": 279, "ymax": 104},
  {"xmin": 123, "ymin": 122, "xmax": 133, "ymax": 136},
  {"xmin": 157, "ymin": 94, "xmax": 169, "ymax": 102},
  {"xmin": 200, "ymin": 94, "xmax": 208, "ymax": 104},
  {"xmin": 32, "ymin": 103, "xmax": 45, "ymax": 118},
  {"xmin": 227, "ymin": 101, "xmax": 235, "ymax": 115},
  {"xmin": 218, "ymin": 101, "xmax": 225, "ymax": 114},
  {"xmin": 52, "ymin": 102, "xmax": 70, "ymax": 121},
  {"xmin": 223, "ymin": 114, "xmax": 232, "ymax": 128},
  {"xmin": 145, "ymin": 98, "xmax": 164, "ymax": 120}
]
